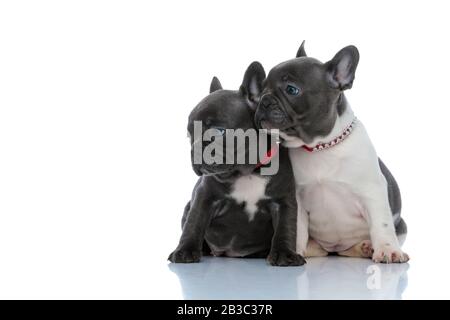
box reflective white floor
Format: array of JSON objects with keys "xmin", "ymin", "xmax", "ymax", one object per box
[{"xmin": 168, "ymin": 256, "xmax": 409, "ymax": 300}]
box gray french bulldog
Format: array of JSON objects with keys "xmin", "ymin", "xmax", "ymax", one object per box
[
  {"xmin": 254, "ymin": 42, "xmax": 408, "ymax": 263},
  {"xmin": 168, "ymin": 62, "xmax": 305, "ymax": 266}
]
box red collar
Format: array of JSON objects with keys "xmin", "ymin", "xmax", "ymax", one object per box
[
  {"xmin": 302, "ymin": 117, "xmax": 357, "ymax": 152},
  {"xmin": 255, "ymin": 145, "xmax": 279, "ymax": 169}
]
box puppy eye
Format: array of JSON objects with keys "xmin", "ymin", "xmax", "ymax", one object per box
[
  {"xmin": 214, "ymin": 127, "xmax": 226, "ymax": 135},
  {"xmin": 285, "ymin": 84, "xmax": 300, "ymax": 96}
]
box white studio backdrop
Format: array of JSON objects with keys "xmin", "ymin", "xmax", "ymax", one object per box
[{"xmin": 0, "ymin": 0, "xmax": 449, "ymax": 299}]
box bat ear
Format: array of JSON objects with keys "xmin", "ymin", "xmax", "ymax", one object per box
[
  {"xmin": 239, "ymin": 61, "xmax": 266, "ymax": 110},
  {"xmin": 296, "ymin": 40, "xmax": 307, "ymax": 58},
  {"xmin": 325, "ymin": 45, "xmax": 360, "ymax": 90},
  {"xmin": 209, "ymin": 76, "xmax": 223, "ymax": 93}
]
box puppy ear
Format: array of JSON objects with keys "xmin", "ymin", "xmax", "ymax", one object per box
[
  {"xmin": 325, "ymin": 45, "xmax": 359, "ymax": 90},
  {"xmin": 209, "ymin": 76, "xmax": 223, "ymax": 93},
  {"xmin": 240, "ymin": 61, "xmax": 266, "ymax": 109},
  {"xmin": 296, "ymin": 40, "xmax": 307, "ymax": 57}
]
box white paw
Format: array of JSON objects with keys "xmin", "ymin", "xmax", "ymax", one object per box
[
  {"xmin": 358, "ymin": 240, "xmax": 374, "ymax": 258},
  {"xmin": 372, "ymin": 243, "xmax": 409, "ymax": 263}
]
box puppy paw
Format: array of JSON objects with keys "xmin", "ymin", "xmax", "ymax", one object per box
[
  {"xmin": 359, "ymin": 240, "xmax": 374, "ymax": 258},
  {"xmin": 168, "ymin": 249, "xmax": 201, "ymax": 263},
  {"xmin": 372, "ymin": 244, "xmax": 409, "ymax": 263},
  {"xmin": 267, "ymin": 249, "xmax": 306, "ymax": 267}
]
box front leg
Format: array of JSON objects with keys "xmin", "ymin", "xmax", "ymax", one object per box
[
  {"xmin": 296, "ymin": 193, "xmax": 310, "ymax": 257},
  {"xmin": 267, "ymin": 197, "xmax": 306, "ymax": 266},
  {"xmin": 168, "ymin": 187, "xmax": 213, "ymax": 263},
  {"xmin": 362, "ymin": 182, "xmax": 409, "ymax": 263}
]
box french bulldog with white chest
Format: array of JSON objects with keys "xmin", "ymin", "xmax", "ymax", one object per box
[
  {"xmin": 254, "ymin": 42, "xmax": 409, "ymax": 263},
  {"xmin": 168, "ymin": 62, "xmax": 305, "ymax": 266}
]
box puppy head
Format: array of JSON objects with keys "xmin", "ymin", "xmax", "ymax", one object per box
[
  {"xmin": 255, "ymin": 41, "xmax": 359, "ymax": 144},
  {"xmin": 187, "ymin": 62, "xmax": 266, "ymax": 179}
]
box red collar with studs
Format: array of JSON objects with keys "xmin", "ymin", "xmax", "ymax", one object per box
[
  {"xmin": 302, "ymin": 117, "xmax": 358, "ymax": 152},
  {"xmin": 255, "ymin": 145, "xmax": 279, "ymax": 169}
]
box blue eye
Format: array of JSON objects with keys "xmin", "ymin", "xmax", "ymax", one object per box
[
  {"xmin": 215, "ymin": 127, "xmax": 226, "ymax": 135},
  {"xmin": 285, "ymin": 85, "xmax": 300, "ymax": 96}
]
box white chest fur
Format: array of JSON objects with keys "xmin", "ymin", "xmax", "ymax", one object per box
[
  {"xmin": 229, "ymin": 174, "xmax": 268, "ymax": 221},
  {"xmin": 287, "ymin": 110, "xmax": 387, "ymax": 252}
]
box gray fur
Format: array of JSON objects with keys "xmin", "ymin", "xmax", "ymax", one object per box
[
  {"xmin": 254, "ymin": 42, "xmax": 407, "ymax": 240},
  {"xmin": 210, "ymin": 76, "xmax": 223, "ymax": 93},
  {"xmin": 255, "ymin": 45, "xmax": 360, "ymax": 144},
  {"xmin": 168, "ymin": 62, "xmax": 305, "ymax": 266},
  {"xmin": 379, "ymin": 158, "xmax": 406, "ymax": 236},
  {"xmin": 255, "ymin": 56, "xmax": 343, "ymax": 144},
  {"xmin": 296, "ymin": 40, "xmax": 307, "ymax": 58}
]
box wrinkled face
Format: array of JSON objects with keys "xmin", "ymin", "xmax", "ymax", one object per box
[
  {"xmin": 185, "ymin": 62, "xmax": 267, "ymax": 180},
  {"xmin": 255, "ymin": 58, "xmax": 341, "ymax": 144},
  {"xmin": 255, "ymin": 44, "xmax": 359, "ymax": 145},
  {"xmin": 187, "ymin": 90, "xmax": 258, "ymax": 179}
]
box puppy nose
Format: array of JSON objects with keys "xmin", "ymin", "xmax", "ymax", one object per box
[{"xmin": 260, "ymin": 94, "xmax": 278, "ymax": 109}]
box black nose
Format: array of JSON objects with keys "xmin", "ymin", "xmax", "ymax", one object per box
[{"xmin": 260, "ymin": 94, "xmax": 278, "ymax": 109}]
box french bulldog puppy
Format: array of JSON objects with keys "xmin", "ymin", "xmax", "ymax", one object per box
[
  {"xmin": 254, "ymin": 42, "xmax": 409, "ymax": 263},
  {"xmin": 168, "ymin": 62, "xmax": 305, "ymax": 266}
]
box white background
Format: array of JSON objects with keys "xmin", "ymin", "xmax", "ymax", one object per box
[{"xmin": 1, "ymin": 0, "xmax": 449, "ymax": 299}]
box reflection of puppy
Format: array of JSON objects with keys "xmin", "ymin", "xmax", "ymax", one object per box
[
  {"xmin": 168, "ymin": 257, "xmax": 408, "ymax": 299},
  {"xmin": 255, "ymin": 42, "xmax": 408, "ymax": 263},
  {"xmin": 169, "ymin": 257, "xmax": 306, "ymax": 299},
  {"xmin": 303, "ymin": 258, "xmax": 409, "ymax": 299},
  {"xmin": 168, "ymin": 62, "xmax": 305, "ymax": 266}
]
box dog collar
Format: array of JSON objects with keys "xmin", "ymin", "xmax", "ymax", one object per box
[
  {"xmin": 255, "ymin": 145, "xmax": 279, "ymax": 169},
  {"xmin": 302, "ymin": 117, "xmax": 357, "ymax": 152}
]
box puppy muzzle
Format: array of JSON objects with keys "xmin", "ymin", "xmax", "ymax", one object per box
[{"xmin": 256, "ymin": 94, "xmax": 289, "ymax": 128}]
